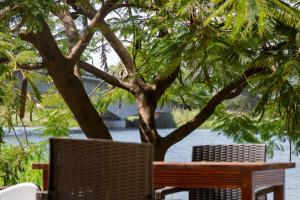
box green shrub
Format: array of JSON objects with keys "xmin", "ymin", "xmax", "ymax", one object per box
[
  {"xmin": 154, "ymin": 112, "xmax": 176, "ymax": 128},
  {"xmin": 126, "ymin": 115, "xmax": 139, "ymax": 128},
  {"xmin": 0, "ymin": 142, "xmax": 47, "ymax": 187}
]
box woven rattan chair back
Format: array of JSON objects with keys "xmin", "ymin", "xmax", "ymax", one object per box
[
  {"xmin": 190, "ymin": 144, "xmax": 266, "ymax": 200},
  {"xmin": 47, "ymin": 138, "xmax": 153, "ymax": 200}
]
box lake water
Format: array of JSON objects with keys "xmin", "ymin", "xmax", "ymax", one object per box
[{"xmin": 4, "ymin": 128, "xmax": 300, "ymax": 200}]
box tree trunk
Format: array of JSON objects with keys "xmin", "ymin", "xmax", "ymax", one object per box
[
  {"xmin": 152, "ymin": 139, "xmax": 168, "ymax": 161},
  {"xmin": 136, "ymin": 91, "xmax": 167, "ymax": 161},
  {"xmin": 47, "ymin": 62, "xmax": 112, "ymax": 140}
]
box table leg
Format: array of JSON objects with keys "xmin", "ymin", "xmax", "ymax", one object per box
[
  {"xmin": 274, "ymin": 185, "xmax": 284, "ymax": 200},
  {"xmin": 241, "ymin": 187, "xmax": 255, "ymax": 200},
  {"xmin": 42, "ymin": 169, "xmax": 48, "ymax": 190},
  {"xmin": 241, "ymin": 171, "xmax": 255, "ymax": 200}
]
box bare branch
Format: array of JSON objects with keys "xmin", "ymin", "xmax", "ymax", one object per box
[
  {"xmin": 163, "ymin": 67, "xmax": 268, "ymax": 148},
  {"xmin": 67, "ymin": 1, "xmax": 125, "ymax": 67},
  {"xmin": 98, "ymin": 20, "xmax": 137, "ymax": 75},
  {"xmin": 53, "ymin": 8, "xmax": 79, "ymax": 48},
  {"xmin": 52, "ymin": 7, "xmax": 82, "ymax": 77},
  {"xmin": 88, "ymin": 80, "xmax": 105, "ymax": 97},
  {"xmin": 67, "ymin": 12, "xmax": 102, "ymax": 66},
  {"xmin": 16, "ymin": 62, "xmax": 46, "ymax": 70},
  {"xmin": 91, "ymin": 86, "xmax": 116, "ymax": 97},
  {"xmin": 78, "ymin": 60, "xmax": 135, "ymax": 92},
  {"xmin": 66, "ymin": 1, "xmax": 138, "ymax": 76}
]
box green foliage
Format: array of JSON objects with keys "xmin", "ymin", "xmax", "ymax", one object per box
[
  {"xmin": 214, "ymin": 113, "xmax": 261, "ymax": 143},
  {"xmin": 94, "ymin": 87, "xmax": 134, "ymax": 113},
  {"xmin": 213, "ymin": 112, "xmax": 284, "ymax": 158},
  {"xmin": 0, "ymin": 28, "xmax": 45, "ymax": 131},
  {"xmin": 172, "ymin": 108, "xmax": 199, "ymax": 127},
  {"xmin": 205, "ymin": 0, "xmax": 300, "ymax": 39},
  {"xmin": 0, "ymin": 77, "xmax": 22, "ymax": 128},
  {"xmin": 1, "ymin": 0, "xmax": 53, "ymax": 32},
  {"xmin": 36, "ymin": 94, "xmax": 76, "ymax": 137},
  {"xmin": 0, "ymin": 142, "xmax": 47, "ymax": 186},
  {"xmin": 40, "ymin": 112, "xmax": 70, "ymax": 137},
  {"xmin": 107, "ymin": 0, "xmax": 300, "ymax": 157},
  {"xmin": 172, "ymin": 108, "xmax": 218, "ymax": 128}
]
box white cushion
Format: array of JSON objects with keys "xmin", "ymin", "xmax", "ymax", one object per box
[{"xmin": 0, "ymin": 183, "xmax": 40, "ymax": 200}]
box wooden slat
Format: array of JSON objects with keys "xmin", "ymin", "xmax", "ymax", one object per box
[
  {"xmin": 155, "ymin": 169, "xmax": 241, "ymax": 188},
  {"xmin": 32, "ymin": 163, "xmax": 48, "ymax": 170},
  {"xmin": 254, "ymin": 169, "xmax": 285, "ymax": 190}
]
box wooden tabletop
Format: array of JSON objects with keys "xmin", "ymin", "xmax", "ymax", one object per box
[
  {"xmin": 154, "ymin": 161, "xmax": 296, "ymax": 171},
  {"xmin": 33, "ymin": 161, "xmax": 296, "ymax": 171}
]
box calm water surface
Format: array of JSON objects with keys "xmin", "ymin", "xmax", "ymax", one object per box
[{"xmin": 4, "ymin": 128, "xmax": 300, "ymax": 200}]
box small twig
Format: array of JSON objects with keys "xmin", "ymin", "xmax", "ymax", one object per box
[
  {"xmin": 11, "ymin": 126, "xmax": 25, "ymax": 152},
  {"xmin": 19, "ymin": 117, "xmax": 29, "ymax": 145},
  {"xmin": 289, "ymin": 137, "xmax": 292, "ymax": 162},
  {"xmin": 16, "ymin": 62, "xmax": 46, "ymax": 70},
  {"xmin": 96, "ymin": 86, "xmax": 116, "ymax": 104},
  {"xmin": 99, "ymin": 86, "xmax": 116, "ymax": 96},
  {"xmin": 88, "ymin": 80, "xmax": 105, "ymax": 97}
]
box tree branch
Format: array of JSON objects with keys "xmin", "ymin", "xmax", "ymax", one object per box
[
  {"xmin": 16, "ymin": 62, "xmax": 46, "ymax": 70},
  {"xmin": 53, "ymin": 7, "xmax": 79, "ymax": 50},
  {"xmin": 163, "ymin": 67, "xmax": 268, "ymax": 148},
  {"xmin": 78, "ymin": 60, "xmax": 135, "ymax": 92},
  {"xmin": 19, "ymin": 21, "xmax": 65, "ymax": 62},
  {"xmin": 67, "ymin": 1, "xmax": 126, "ymax": 68},
  {"xmin": 99, "ymin": 19, "xmax": 137, "ymax": 75},
  {"xmin": 153, "ymin": 66, "xmax": 180, "ymax": 102},
  {"xmin": 67, "ymin": 10, "xmax": 104, "ymax": 66},
  {"xmin": 66, "ymin": 0, "xmax": 96, "ymax": 19},
  {"xmin": 114, "ymin": 3, "xmax": 159, "ymax": 11},
  {"xmin": 66, "ymin": 1, "xmax": 138, "ymax": 76},
  {"xmin": 66, "ymin": 0, "xmax": 159, "ymax": 17},
  {"xmin": 52, "ymin": 7, "xmax": 81, "ymax": 77}
]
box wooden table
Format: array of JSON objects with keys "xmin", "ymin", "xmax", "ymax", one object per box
[{"xmin": 33, "ymin": 162, "xmax": 295, "ymax": 200}]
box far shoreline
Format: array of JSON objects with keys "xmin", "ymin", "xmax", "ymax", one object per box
[{"xmin": 2, "ymin": 127, "xmax": 213, "ymax": 137}]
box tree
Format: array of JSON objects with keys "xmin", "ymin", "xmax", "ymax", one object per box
[{"xmin": 1, "ymin": 0, "xmax": 300, "ymax": 160}]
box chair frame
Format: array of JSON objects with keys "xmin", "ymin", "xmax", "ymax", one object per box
[{"xmin": 37, "ymin": 138, "xmax": 153, "ymax": 200}]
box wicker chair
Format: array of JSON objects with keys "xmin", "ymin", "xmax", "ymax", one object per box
[
  {"xmin": 156, "ymin": 144, "xmax": 270, "ymax": 200},
  {"xmin": 36, "ymin": 138, "xmax": 153, "ymax": 200}
]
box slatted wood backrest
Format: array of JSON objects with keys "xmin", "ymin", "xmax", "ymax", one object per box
[
  {"xmin": 190, "ymin": 144, "xmax": 266, "ymax": 200},
  {"xmin": 48, "ymin": 138, "xmax": 153, "ymax": 200}
]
